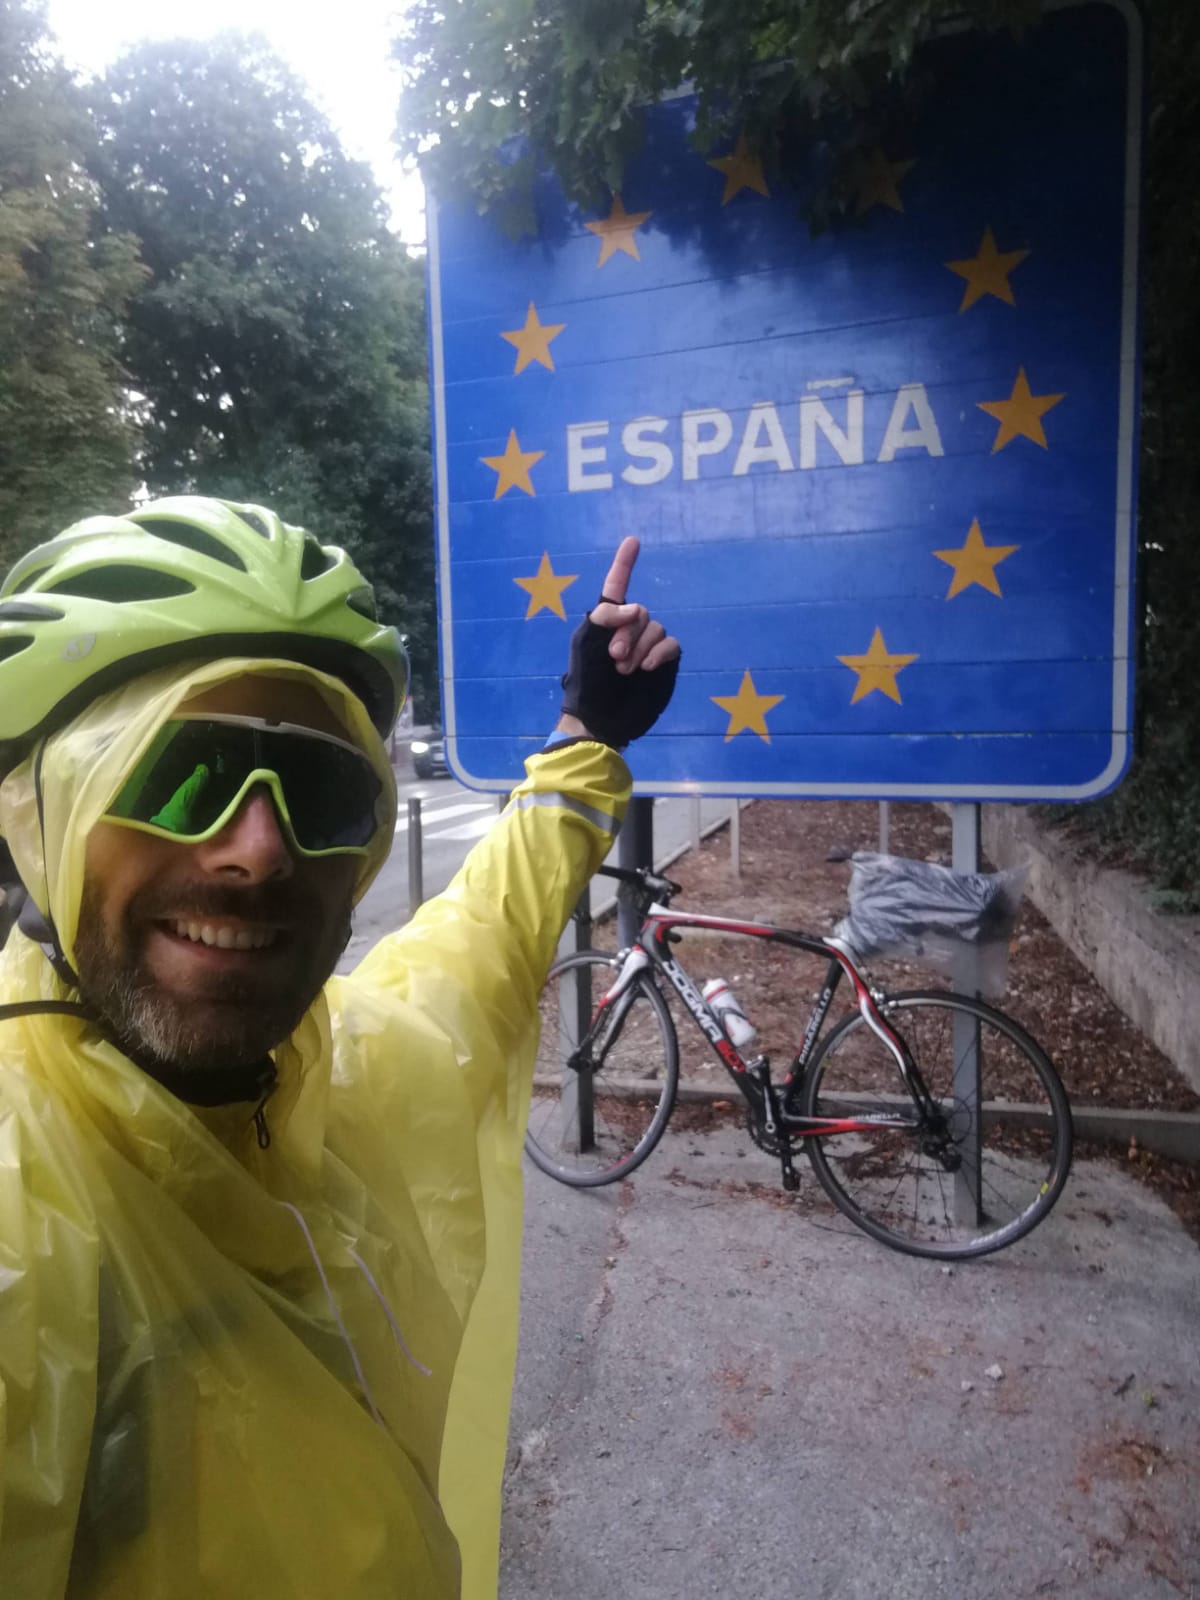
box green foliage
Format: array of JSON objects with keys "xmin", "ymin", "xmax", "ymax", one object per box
[
  {"xmin": 88, "ymin": 35, "xmax": 438, "ymax": 714},
  {"xmin": 0, "ymin": 0, "xmax": 144, "ymax": 571},
  {"xmin": 1040, "ymin": 0, "xmax": 1200, "ymax": 908},
  {"xmin": 394, "ymin": 0, "xmax": 1040, "ymax": 232}
]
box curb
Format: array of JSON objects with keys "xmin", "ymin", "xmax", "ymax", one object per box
[
  {"xmin": 669, "ymin": 1082, "xmax": 1200, "ymax": 1163},
  {"xmin": 531, "ymin": 1077, "xmax": 1200, "ymax": 1165}
]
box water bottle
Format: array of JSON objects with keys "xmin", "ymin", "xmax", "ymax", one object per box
[{"xmin": 701, "ymin": 977, "xmax": 757, "ymax": 1048}]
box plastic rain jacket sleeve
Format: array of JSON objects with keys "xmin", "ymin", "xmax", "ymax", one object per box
[{"xmin": 0, "ymin": 660, "xmax": 630, "ymax": 1600}]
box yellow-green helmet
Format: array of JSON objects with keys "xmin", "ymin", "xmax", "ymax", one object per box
[{"xmin": 0, "ymin": 496, "xmax": 407, "ymax": 772}]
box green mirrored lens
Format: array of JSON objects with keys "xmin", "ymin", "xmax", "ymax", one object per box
[
  {"xmin": 148, "ymin": 760, "xmax": 214, "ymax": 832},
  {"xmin": 108, "ymin": 718, "xmax": 382, "ymax": 854}
]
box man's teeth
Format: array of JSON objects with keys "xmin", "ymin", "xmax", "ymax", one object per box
[{"xmin": 171, "ymin": 921, "xmax": 278, "ymax": 951}]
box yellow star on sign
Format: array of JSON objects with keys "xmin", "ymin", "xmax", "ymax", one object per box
[
  {"xmin": 854, "ymin": 148, "xmax": 916, "ymax": 215},
  {"xmin": 711, "ymin": 670, "xmax": 784, "ymax": 743},
  {"xmin": 838, "ymin": 629, "xmax": 918, "ymax": 705},
  {"xmin": 977, "ymin": 367, "xmax": 1065, "ymax": 453},
  {"xmin": 707, "ymin": 133, "xmax": 770, "ymax": 205},
  {"xmin": 585, "ymin": 193, "xmax": 653, "ymax": 267},
  {"xmin": 934, "ymin": 518, "xmax": 1019, "ymax": 599},
  {"xmin": 500, "ymin": 301, "xmax": 566, "ymax": 374},
  {"xmin": 514, "ymin": 551, "xmax": 579, "ymax": 620},
  {"xmin": 946, "ymin": 225, "xmax": 1030, "ymax": 312},
  {"xmin": 480, "ymin": 429, "xmax": 545, "ymax": 499}
]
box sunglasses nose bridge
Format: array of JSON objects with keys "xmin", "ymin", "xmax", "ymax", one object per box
[{"xmin": 197, "ymin": 774, "xmax": 297, "ymax": 876}]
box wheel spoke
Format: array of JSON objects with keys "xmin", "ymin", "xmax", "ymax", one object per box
[
  {"xmin": 802, "ymin": 992, "xmax": 1071, "ymax": 1259},
  {"xmin": 525, "ymin": 953, "xmax": 678, "ymax": 1188}
]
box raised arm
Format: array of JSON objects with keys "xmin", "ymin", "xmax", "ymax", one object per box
[
  {"xmin": 345, "ymin": 535, "xmax": 680, "ymax": 1065},
  {"xmin": 335, "ymin": 540, "xmax": 678, "ymax": 1600}
]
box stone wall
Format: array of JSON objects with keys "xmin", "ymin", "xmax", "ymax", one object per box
[{"xmin": 982, "ymin": 807, "xmax": 1200, "ymax": 1096}]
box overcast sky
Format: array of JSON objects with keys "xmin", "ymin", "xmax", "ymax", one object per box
[{"xmin": 45, "ymin": 0, "xmax": 426, "ymax": 242}]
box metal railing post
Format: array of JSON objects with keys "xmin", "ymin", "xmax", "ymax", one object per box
[
  {"xmin": 559, "ymin": 878, "xmax": 594, "ymax": 1151},
  {"xmin": 407, "ymin": 797, "xmax": 424, "ymax": 918},
  {"xmin": 951, "ymin": 802, "xmax": 984, "ymax": 1226}
]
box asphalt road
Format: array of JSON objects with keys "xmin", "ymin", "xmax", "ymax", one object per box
[{"xmin": 503, "ymin": 1121, "xmax": 1200, "ymax": 1599}]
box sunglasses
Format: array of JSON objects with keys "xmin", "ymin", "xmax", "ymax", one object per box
[{"xmin": 105, "ymin": 714, "xmax": 387, "ymax": 856}]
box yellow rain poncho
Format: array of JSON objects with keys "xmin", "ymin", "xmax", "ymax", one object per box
[{"xmin": 0, "ymin": 659, "xmax": 630, "ymax": 1598}]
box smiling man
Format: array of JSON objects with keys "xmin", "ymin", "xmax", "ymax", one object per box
[
  {"xmin": 0, "ymin": 498, "xmax": 679, "ymax": 1599},
  {"xmin": 75, "ymin": 676, "xmax": 367, "ymax": 1088}
]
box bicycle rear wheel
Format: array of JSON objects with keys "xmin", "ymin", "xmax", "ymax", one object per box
[
  {"xmin": 800, "ymin": 991, "xmax": 1072, "ymax": 1260},
  {"xmin": 525, "ymin": 950, "xmax": 679, "ymax": 1188}
]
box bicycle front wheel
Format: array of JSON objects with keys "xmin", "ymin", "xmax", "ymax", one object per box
[
  {"xmin": 525, "ymin": 950, "xmax": 679, "ymax": 1188},
  {"xmin": 800, "ymin": 991, "xmax": 1072, "ymax": 1260}
]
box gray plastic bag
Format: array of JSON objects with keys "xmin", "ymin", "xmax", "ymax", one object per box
[{"xmin": 832, "ymin": 851, "xmax": 1027, "ymax": 996}]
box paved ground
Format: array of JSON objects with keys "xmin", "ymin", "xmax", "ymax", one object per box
[{"xmin": 503, "ymin": 1123, "xmax": 1200, "ymax": 1599}]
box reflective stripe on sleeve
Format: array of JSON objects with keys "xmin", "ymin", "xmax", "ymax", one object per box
[{"xmin": 502, "ymin": 790, "xmax": 620, "ymax": 837}]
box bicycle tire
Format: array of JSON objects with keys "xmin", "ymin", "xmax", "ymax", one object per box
[
  {"xmin": 524, "ymin": 950, "xmax": 679, "ymax": 1188},
  {"xmin": 799, "ymin": 990, "xmax": 1073, "ymax": 1260}
]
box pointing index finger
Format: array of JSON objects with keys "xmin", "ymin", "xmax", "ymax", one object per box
[{"xmin": 599, "ymin": 536, "xmax": 640, "ymax": 605}]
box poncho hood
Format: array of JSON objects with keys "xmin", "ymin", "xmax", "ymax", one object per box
[{"xmin": 0, "ymin": 656, "xmax": 397, "ymax": 970}]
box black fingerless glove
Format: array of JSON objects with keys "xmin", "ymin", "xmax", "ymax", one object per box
[{"xmin": 559, "ymin": 613, "xmax": 680, "ymax": 750}]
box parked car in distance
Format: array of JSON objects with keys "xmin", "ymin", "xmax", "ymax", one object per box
[{"xmin": 410, "ymin": 726, "xmax": 447, "ymax": 780}]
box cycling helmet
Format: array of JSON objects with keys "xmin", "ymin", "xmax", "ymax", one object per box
[{"xmin": 0, "ymin": 497, "xmax": 407, "ymax": 773}]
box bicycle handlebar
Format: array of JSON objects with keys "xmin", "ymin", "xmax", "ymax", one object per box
[{"xmin": 596, "ymin": 862, "xmax": 681, "ymax": 904}]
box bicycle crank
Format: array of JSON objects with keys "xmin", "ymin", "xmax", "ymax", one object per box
[{"xmin": 745, "ymin": 1109, "xmax": 801, "ymax": 1192}]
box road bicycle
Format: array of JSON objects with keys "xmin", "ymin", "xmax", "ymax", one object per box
[{"xmin": 524, "ymin": 863, "xmax": 1073, "ymax": 1260}]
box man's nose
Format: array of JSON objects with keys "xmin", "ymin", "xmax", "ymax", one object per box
[{"xmin": 193, "ymin": 786, "xmax": 295, "ymax": 882}]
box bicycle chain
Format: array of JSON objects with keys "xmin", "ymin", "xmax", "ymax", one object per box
[{"xmin": 745, "ymin": 1105, "xmax": 787, "ymax": 1158}]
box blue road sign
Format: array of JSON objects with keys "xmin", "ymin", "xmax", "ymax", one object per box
[{"xmin": 426, "ymin": 0, "xmax": 1142, "ymax": 800}]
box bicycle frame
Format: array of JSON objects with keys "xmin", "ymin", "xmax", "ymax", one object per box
[{"xmin": 596, "ymin": 901, "xmax": 941, "ymax": 1143}]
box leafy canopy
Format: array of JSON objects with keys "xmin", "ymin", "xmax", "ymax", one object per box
[
  {"xmin": 89, "ymin": 35, "xmax": 439, "ymax": 714},
  {"xmin": 0, "ymin": 0, "xmax": 144, "ymax": 570},
  {"xmin": 394, "ymin": 0, "xmax": 1040, "ymax": 231}
]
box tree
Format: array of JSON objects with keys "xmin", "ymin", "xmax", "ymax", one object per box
[
  {"xmin": 0, "ymin": 0, "xmax": 144, "ymax": 571},
  {"xmin": 393, "ymin": 0, "xmax": 1040, "ymax": 233},
  {"xmin": 1054, "ymin": 0, "xmax": 1200, "ymax": 903},
  {"xmin": 88, "ymin": 35, "xmax": 438, "ymax": 714}
]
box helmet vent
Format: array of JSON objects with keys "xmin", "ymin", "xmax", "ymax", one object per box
[
  {"xmin": 301, "ymin": 537, "xmax": 337, "ymax": 580},
  {"xmin": 233, "ymin": 508, "xmax": 273, "ymax": 540},
  {"xmin": 9, "ymin": 568, "xmax": 50, "ymax": 595},
  {"xmin": 0, "ymin": 635, "xmax": 34, "ymax": 662},
  {"xmin": 46, "ymin": 567, "xmax": 196, "ymax": 602},
  {"xmin": 346, "ymin": 588, "xmax": 378, "ymax": 622},
  {"xmin": 0, "ymin": 600, "xmax": 64, "ymax": 622},
  {"xmin": 135, "ymin": 517, "xmax": 248, "ymax": 572}
]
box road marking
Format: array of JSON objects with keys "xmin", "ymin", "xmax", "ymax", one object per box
[
  {"xmin": 429, "ymin": 816, "xmax": 498, "ymax": 843},
  {"xmin": 394, "ymin": 801, "xmax": 492, "ymax": 834}
]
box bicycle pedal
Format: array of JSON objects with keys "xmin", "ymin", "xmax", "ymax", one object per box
[{"xmin": 781, "ymin": 1170, "xmax": 800, "ymax": 1193}]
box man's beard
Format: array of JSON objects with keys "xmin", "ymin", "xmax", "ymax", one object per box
[{"xmin": 73, "ymin": 876, "xmax": 353, "ymax": 1080}]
